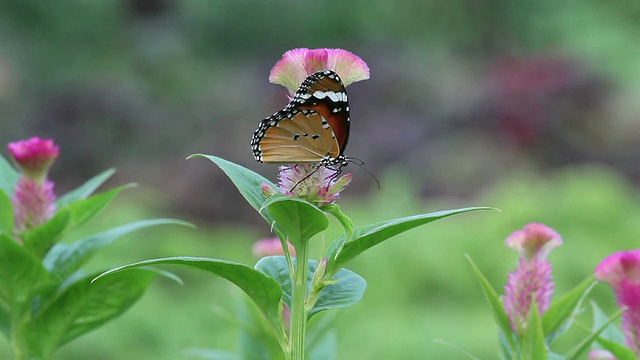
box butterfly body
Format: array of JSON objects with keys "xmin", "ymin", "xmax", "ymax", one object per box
[{"xmin": 251, "ymin": 70, "xmax": 350, "ymax": 167}]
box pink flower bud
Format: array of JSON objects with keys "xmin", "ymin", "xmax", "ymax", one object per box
[
  {"xmin": 7, "ymin": 137, "xmax": 59, "ymax": 182},
  {"xmin": 7, "ymin": 137, "xmax": 59, "ymax": 234}
]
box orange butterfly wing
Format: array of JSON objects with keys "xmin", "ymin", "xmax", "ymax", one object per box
[{"xmin": 252, "ymin": 70, "xmax": 350, "ymax": 165}]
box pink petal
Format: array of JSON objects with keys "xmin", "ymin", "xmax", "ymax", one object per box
[{"xmin": 505, "ymin": 223, "xmax": 562, "ymax": 260}]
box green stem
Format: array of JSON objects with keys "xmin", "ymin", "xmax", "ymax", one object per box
[{"xmin": 290, "ymin": 242, "xmax": 309, "ymax": 360}]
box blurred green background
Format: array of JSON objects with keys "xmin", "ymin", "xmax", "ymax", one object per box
[{"xmin": 1, "ymin": 0, "xmax": 640, "ymax": 359}]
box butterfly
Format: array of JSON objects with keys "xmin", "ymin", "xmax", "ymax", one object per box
[{"xmin": 251, "ymin": 69, "xmax": 350, "ymax": 168}]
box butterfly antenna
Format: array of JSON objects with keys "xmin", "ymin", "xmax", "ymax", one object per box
[
  {"xmin": 290, "ymin": 165, "xmax": 321, "ymax": 192},
  {"xmin": 348, "ymin": 157, "xmax": 381, "ymax": 190}
]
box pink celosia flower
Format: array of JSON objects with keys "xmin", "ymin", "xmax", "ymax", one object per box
[
  {"xmin": 503, "ymin": 223, "xmax": 562, "ymax": 335},
  {"xmin": 269, "ymin": 48, "xmax": 370, "ymax": 94},
  {"xmin": 7, "ymin": 137, "xmax": 59, "ymax": 182},
  {"xmin": 595, "ymin": 250, "xmax": 640, "ymax": 355},
  {"xmin": 12, "ymin": 178, "xmax": 56, "ymax": 233},
  {"xmin": 269, "ymin": 164, "xmax": 351, "ymax": 207},
  {"xmin": 252, "ymin": 237, "xmax": 296, "ymax": 258},
  {"xmin": 588, "ymin": 349, "xmax": 617, "ymax": 360},
  {"xmin": 7, "ymin": 137, "xmax": 59, "ymax": 233}
]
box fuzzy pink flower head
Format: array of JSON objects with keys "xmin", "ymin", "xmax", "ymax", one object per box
[
  {"xmin": 275, "ymin": 164, "xmax": 351, "ymax": 207},
  {"xmin": 7, "ymin": 137, "xmax": 59, "ymax": 181},
  {"xmin": 595, "ymin": 249, "xmax": 640, "ymax": 354},
  {"xmin": 12, "ymin": 178, "xmax": 56, "ymax": 233},
  {"xmin": 595, "ymin": 250, "xmax": 640, "ymax": 292},
  {"xmin": 505, "ymin": 223, "xmax": 562, "ymax": 261},
  {"xmin": 252, "ymin": 237, "xmax": 296, "ymax": 258},
  {"xmin": 269, "ymin": 48, "xmax": 370, "ymax": 94},
  {"xmin": 503, "ymin": 257, "xmax": 555, "ymax": 334}
]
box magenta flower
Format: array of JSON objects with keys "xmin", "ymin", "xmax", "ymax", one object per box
[
  {"xmin": 503, "ymin": 223, "xmax": 562, "ymax": 334},
  {"xmin": 252, "ymin": 237, "xmax": 296, "ymax": 258},
  {"xmin": 269, "ymin": 48, "xmax": 370, "ymax": 94},
  {"xmin": 7, "ymin": 137, "xmax": 59, "ymax": 182},
  {"xmin": 595, "ymin": 250, "xmax": 640, "ymax": 355},
  {"xmin": 7, "ymin": 137, "xmax": 59, "ymax": 233},
  {"xmin": 267, "ymin": 164, "xmax": 351, "ymax": 207}
]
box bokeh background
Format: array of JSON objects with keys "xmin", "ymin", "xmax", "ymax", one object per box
[{"xmin": 1, "ymin": 1, "xmax": 640, "ymax": 359}]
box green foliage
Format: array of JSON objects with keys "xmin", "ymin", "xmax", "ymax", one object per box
[
  {"xmin": 55, "ymin": 168, "xmax": 115, "ymax": 207},
  {"xmin": 94, "ymin": 256, "xmax": 286, "ymax": 345},
  {"xmin": 469, "ymin": 252, "xmax": 622, "ymax": 359},
  {"xmin": 261, "ymin": 195, "xmax": 328, "ymax": 248},
  {"xmin": 255, "ymin": 256, "xmax": 366, "ymax": 318},
  {"xmin": 97, "ymin": 156, "xmax": 485, "ymax": 360},
  {"xmin": 591, "ymin": 303, "xmax": 636, "ymax": 360},
  {"xmin": 0, "ymin": 157, "xmax": 190, "ymax": 359},
  {"xmin": 0, "ymin": 190, "xmax": 13, "ymax": 236},
  {"xmin": 23, "ymin": 270, "xmax": 157, "ymax": 359},
  {"xmin": 0, "ymin": 155, "xmax": 18, "ymax": 197},
  {"xmin": 327, "ymin": 207, "xmax": 493, "ymax": 277}
]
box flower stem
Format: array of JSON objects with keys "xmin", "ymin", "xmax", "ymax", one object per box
[{"xmin": 290, "ymin": 242, "xmax": 309, "ymax": 360}]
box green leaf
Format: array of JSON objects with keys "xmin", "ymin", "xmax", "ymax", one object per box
[
  {"xmin": 591, "ymin": 301, "xmax": 625, "ymax": 343},
  {"xmin": 498, "ymin": 329, "xmax": 517, "ymax": 360},
  {"xmin": 523, "ymin": 300, "xmax": 547, "ymax": 360},
  {"xmin": 467, "ymin": 255, "xmax": 517, "ymax": 354},
  {"xmin": 44, "ymin": 218, "xmax": 192, "ymax": 282},
  {"xmin": 0, "ymin": 233, "xmax": 50, "ymax": 311},
  {"xmin": 21, "ymin": 209, "xmax": 71, "ymax": 258},
  {"xmin": 94, "ymin": 257, "xmax": 285, "ymax": 338},
  {"xmin": 255, "ymin": 256, "xmax": 366, "ymax": 317},
  {"xmin": 596, "ymin": 337, "xmax": 637, "ymax": 360},
  {"xmin": 311, "ymin": 266, "xmax": 366, "ymax": 317},
  {"xmin": 55, "ymin": 168, "xmax": 116, "ymax": 207},
  {"xmin": 24, "ymin": 270, "xmax": 156, "ymax": 358},
  {"xmin": 0, "ymin": 189, "xmax": 14, "ymax": 236},
  {"xmin": 0, "ymin": 154, "xmax": 18, "ymax": 197},
  {"xmin": 261, "ymin": 195, "xmax": 329, "ymax": 246},
  {"xmin": 188, "ymin": 155, "xmax": 285, "ymax": 240},
  {"xmin": 322, "ymin": 204, "xmax": 353, "ymax": 240},
  {"xmin": 22, "ymin": 184, "xmax": 133, "ymax": 258},
  {"xmin": 327, "ymin": 207, "xmax": 493, "ymax": 275},
  {"xmin": 564, "ymin": 307, "xmax": 624, "ymax": 360},
  {"xmin": 542, "ymin": 275, "xmax": 596, "ymax": 342}
]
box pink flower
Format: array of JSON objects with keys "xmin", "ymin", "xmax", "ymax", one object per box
[
  {"xmin": 505, "ymin": 223, "xmax": 562, "ymax": 261},
  {"xmin": 269, "ymin": 48, "xmax": 369, "ymax": 94},
  {"xmin": 589, "ymin": 349, "xmax": 617, "ymax": 360},
  {"xmin": 7, "ymin": 137, "xmax": 59, "ymax": 233},
  {"xmin": 7, "ymin": 137, "xmax": 59, "ymax": 182},
  {"xmin": 272, "ymin": 164, "xmax": 351, "ymax": 207},
  {"xmin": 12, "ymin": 178, "xmax": 56, "ymax": 233},
  {"xmin": 595, "ymin": 250, "xmax": 640, "ymax": 355},
  {"xmin": 252, "ymin": 237, "xmax": 296, "ymax": 258},
  {"xmin": 503, "ymin": 223, "xmax": 562, "ymax": 334}
]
